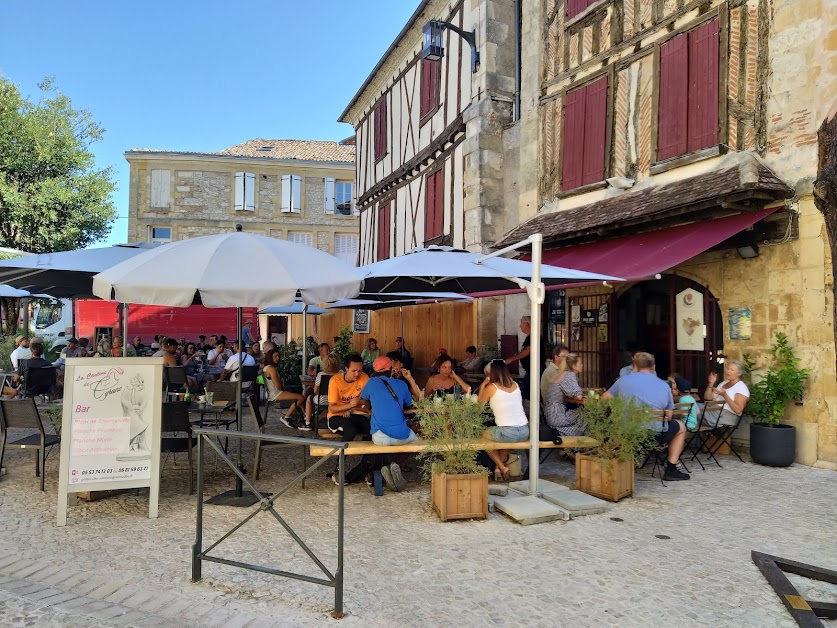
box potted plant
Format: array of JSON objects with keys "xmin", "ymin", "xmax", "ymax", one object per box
[
  {"xmin": 416, "ymin": 396, "xmax": 489, "ymax": 521},
  {"xmin": 575, "ymin": 397, "xmax": 657, "ymax": 501},
  {"xmin": 332, "ymin": 325, "xmax": 354, "ymax": 362},
  {"xmin": 743, "ymin": 332, "xmax": 810, "ymax": 467}
]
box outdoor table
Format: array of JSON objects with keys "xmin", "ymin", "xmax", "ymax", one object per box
[{"xmin": 0, "ymin": 370, "xmax": 16, "ymax": 391}]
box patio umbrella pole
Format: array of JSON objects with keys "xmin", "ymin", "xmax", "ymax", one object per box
[
  {"xmin": 301, "ymin": 305, "xmax": 308, "ymax": 382},
  {"xmin": 528, "ymin": 234, "xmax": 543, "ymax": 496},
  {"xmin": 122, "ymin": 303, "xmax": 130, "ymax": 357},
  {"xmin": 400, "ymin": 305, "xmax": 404, "ymax": 350},
  {"xmin": 235, "ymin": 306, "xmax": 244, "ymax": 498}
]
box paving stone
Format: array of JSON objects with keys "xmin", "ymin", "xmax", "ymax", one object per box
[
  {"xmin": 488, "ymin": 483, "xmax": 508, "ymax": 496},
  {"xmin": 542, "ymin": 489, "xmax": 608, "ymax": 516},
  {"xmin": 493, "ymin": 495, "xmax": 569, "ymax": 525},
  {"xmin": 508, "ymin": 478, "xmax": 571, "ymax": 495},
  {"xmin": 38, "ymin": 591, "xmax": 80, "ymax": 606}
]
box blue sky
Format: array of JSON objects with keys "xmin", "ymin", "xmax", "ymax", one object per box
[{"xmin": 0, "ymin": 1, "xmax": 417, "ymax": 247}]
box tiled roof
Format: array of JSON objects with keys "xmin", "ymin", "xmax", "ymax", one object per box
[
  {"xmin": 495, "ymin": 153, "xmax": 794, "ymax": 248},
  {"xmin": 217, "ymin": 139, "xmax": 355, "ymax": 163}
]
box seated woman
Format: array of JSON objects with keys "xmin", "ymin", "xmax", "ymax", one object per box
[
  {"xmin": 180, "ymin": 342, "xmax": 204, "ymax": 391},
  {"xmin": 303, "ymin": 352, "xmax": 341, "ymax": 431},
  {"xmin": 671, "ymin": 376, "xmax": 699, "ymax": 429},
  {"xmin": 703, "ymin": 359, "xmax": 749, "ymax": 426},
  {"xmin": 361, "ymin": 338, "xmax": 380, "ymax": 373},
  {"xmin": 263, "ymin": 349, "xmax": 306, "ymax": 429},
  {"xmin": 424, "ymin": 354, "xmax": 471, "ymax": 398},
  {"xmin": 478, "ymin": 359, "xmax": 529, "ymax": 481},
  {"xmin": 544, "ymin": 353, "xmax": 588, "ymax": 446}
]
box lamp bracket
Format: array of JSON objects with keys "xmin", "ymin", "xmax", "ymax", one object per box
[{"xmin": 428, "ymin": 19, "xmax": 480, "ymax": 73}]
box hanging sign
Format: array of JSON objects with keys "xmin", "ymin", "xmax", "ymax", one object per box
[
  {"xmin": 352, "ymin": 309, "xmax": 370, "ymax": 334},
  {"xmin": 570, "ymin": 303, "xmax": 581, "ymax": 324},
  {"xmin": 581, "ymin": 309, "xmax": 598, "ymax": 326},
  {"xmin": 675, "ymin": 288, "xmax": 705, "ymax": 351},
  {"xmin": 554, "ymin": 289, "xmax": 566, "ymax": 324},
  {"xmin": 57, "ymin": 358, "xmax": 163, "ymax": 526}
]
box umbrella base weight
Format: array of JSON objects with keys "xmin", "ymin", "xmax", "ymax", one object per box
[{"xmin": 204, "ymin": 489, "xmax": 270, "ymax": 507}]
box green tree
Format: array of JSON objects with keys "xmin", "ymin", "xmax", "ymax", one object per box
[{"xmin": 0, "ymin": 76, "xmax": 117, "ymax": 253}]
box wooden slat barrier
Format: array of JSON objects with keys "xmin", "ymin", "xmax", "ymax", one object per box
[{"xmin": 308, "ymin": 436, "xmax": 599, "ymax": 458}]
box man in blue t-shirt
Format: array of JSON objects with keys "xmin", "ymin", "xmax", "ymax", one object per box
[
  {"xmin": 360, "ymin": 355, "xmax": 417, "ymax": 492},
  {"xmin": 603, "ymin": 352, "xmax": 690, "ymax": 482}
]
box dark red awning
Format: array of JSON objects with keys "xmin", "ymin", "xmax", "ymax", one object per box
[{"xmin": 471, "ymin": 207, "xmax": 780, "ymax": 297}]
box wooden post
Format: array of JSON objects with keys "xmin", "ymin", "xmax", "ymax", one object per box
[{"xmin": 813, "ymin": 101, "xmax": 837, "ymax": 375}]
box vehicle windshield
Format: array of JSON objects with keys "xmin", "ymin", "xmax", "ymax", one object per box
[{"xmin": 35, "ymin": 302, "xmax": 63, "ymax": 329}]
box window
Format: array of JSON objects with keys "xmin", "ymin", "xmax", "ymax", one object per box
[
  {"xmin": 561, "ymin": 75, "xmax": 608, "ymax": 191},
  {"xmin": 287, "ymin": 232, "xmax": 313, "ymax": 247},
  {"xmin": 334, "ymin": 234, "xmax": 359, "ymax": 266},
  {"xmin": 567, "ymin": 0, "xmax": 600, "ymax": 20},
  {"xmin": 150, "ymin": 170, "xmax": 170, "ymax": 208},
  {"xmin": 149, "ymin": 226, "xmax": 172, "ymax": 243},
  {"xmin": 325, "ymin": 178, "xmax": 354, "ymax": 215},
  {"xmin": 377, "ymin": 203, "xmax": 391, "ymax": 261},
  {"xmin": 657, "ymin": 19, "xmax": 720, "ymax": 161},
  {"xmin": 424, "ymin": 168, "xmax": 444, "ymax": 241},
  {"xmin": 234, "ymin": 172, "xmax": 256, "ymax": 211},
  {"xmin": 281, "ymin": 174, "xmax": 302, "ymax": 213},
  {"xmin": 374, "ymin": 98, "xmax": 388, "ymax": 161},
  {"xmin": 420, "ymin": 59, "xmax": 441, "ymax": 119}
]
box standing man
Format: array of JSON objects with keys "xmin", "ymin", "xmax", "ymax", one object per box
[
  {"xmin": 504, "ymin": 316, "xmax": 545, "ymax": 400},
  {"xmin": 241, "ymin": 319, "xmax": 254, "ymax": 345},
  {"xmin": 602, "ymin": 352, "xmax": 690, "ymax": 481},
  {"xmin": 325, "ymin": 354, "xmax": 370, "ymax": 441},
  {"xmin": 10, "ymin": 335, "xmax": 31, "ymax": 371}
]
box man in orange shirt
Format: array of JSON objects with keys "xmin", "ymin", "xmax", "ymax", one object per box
[{"xmin": 325, "ymin": 353, "xmax": 370, "ymax": 441}]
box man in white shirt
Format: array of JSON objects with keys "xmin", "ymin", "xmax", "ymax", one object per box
[
  {"xmin": 220, "ymin": 341, "xmax": 256, "ymax": 382},
  {"xmin": 10, "ymin": 335, "xmax": 31, "ymax": 371},
  {"xmin": 206, "ymin": 341, "xmax": 232, "ymax": 380}
]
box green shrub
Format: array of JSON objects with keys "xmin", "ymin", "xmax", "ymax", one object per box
[
  {"xmin": 744, "ymin": 332, "xmax": 810, "ymax": 427},
  {"xmin": 0, "ymin": 335, "xmax": 16, "ymax": 370},
  {"xmin": 582, "ymin": 397, "xmax": 658, "ymax": 465},
  {"xmin": 276, "ymin": 340, "xmax": 303, "ymax": 389},
  {"xmin": 332, "ymin": 325, "xmax": 353, "ymax": 362},
  {"xmin": 416, "ymin": 396, "xmax": 489, "ymax": 479}
]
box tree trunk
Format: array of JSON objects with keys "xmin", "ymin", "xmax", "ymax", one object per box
[{"xmin": 813, "ymin": 104, "xmax": 837, "ymax": 374}]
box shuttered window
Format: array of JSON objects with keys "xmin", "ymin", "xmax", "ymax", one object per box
[
  {"xmin": 234, "ymin": 172, "xmax": 256, "ymax": 211},
  {"xmin": 335, "ymin": 182, "xmax": 353, "ymax": 216},
  {"xmin": 424, "ymin": 168, "xmax": 444, "ymax": 241},
  {"xmin": 420, "ymin": 59, "xmax": 441, "ymax": 119},
  {"xmin": 567, "ymin": 0, "xmax": 599, "ymax": 20},
  {"xmin": 150, "ymin": 170, "xmax": 171, "ymax": 208},
  {"xmin": 287, "ymin": 232, "xmax": 313, "ymax": 247},
  {"xmin": 335, "ymin": 234, "xmax": 359, "ymax": 265},
  {"xmin": 324, "ymin": 177, "xmax": 335, "ymax": 214},
  {"xmin": 657, "ymin": 19, "xmax": 720, "ymax": 161},
  {"xmin": 280, "ymin": 175, "xmax": 302, "ymax": 213},
  {"xmin": 374, "ymin": 98, "xmax": 388, "ymax": 161},
  {"xmin": 377, "ymin": 203, "xmax": 391, "ymax": 261},
  {"xmin": 561, "ymin": 75, "xmax": 608, "ymax": 191}
]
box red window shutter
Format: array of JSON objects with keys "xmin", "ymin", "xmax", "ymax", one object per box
[
  {"xmin": 581, "ymin": 76, "xmax": 608, "ymax": 186},
  {"xmin": 420, "ymin": 59, "xmax": 440, "ymax": 118},
  {"xmin": 374, "ymin": 99, "xmax": 388, "ymax": 160},
  {"xmin": 433, "ymin": 168, "xmax": 444, "ymax": 238},
  {"xmin": 567, "ymin": 0, "xmax": 588, "ymax": 19},
  {"xmin": 424, "ymin": 169, "xmax": 444, "ymax": 240},
  {"xmin": 377, "ymin": 203, "xmax": 390, "ymax": 260},
  {"xmin": 561, "ymin": 85, "xmax": 587, "ymax": 191},
  {"xmin": 687, "ymin": 19, "xmax": 720, "ymax": 152},
  {"xmin": 657, "ymin": 33, "xmax": 689, "ymax": 161}
]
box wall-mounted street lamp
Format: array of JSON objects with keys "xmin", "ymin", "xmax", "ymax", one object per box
[{"xmin": 422, "ymin": 19, "xmax": 480, "ymax": 73}]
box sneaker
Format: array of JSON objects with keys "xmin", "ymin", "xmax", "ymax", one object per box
[
  {"xmin": 380, "ymin": 466, "xmax": 396, "ymax": 491},
  {"xmin": 389, "ymin": 463, "xmax": 406, "ymax": 492},
  {"xmin": 278, "ymin": 414, "xmax": 295, "ymax": 429},
  {"xmin": 298, "ymin": 423, "xmax": 312, "ymax": 432},
  {"xmin": 331, "ymin": 473, "xmax": 341, "ymax": 486},
  {"xmin": 663, "ymin": 467, "xmax": 691, "ymax": 481}
]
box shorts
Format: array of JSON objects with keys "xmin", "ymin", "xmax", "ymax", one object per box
[
  {"xmin": 486, "ymin": 424, "xmax": 529, "ymax": 443},
  {"xmin": 655, "ymin": 421, "xmax": 681, "ymax": 445},
  {"xmin": 371, "ymin": 430, "xmax": 418, "ymax": 446}
]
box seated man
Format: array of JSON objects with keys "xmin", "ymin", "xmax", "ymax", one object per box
[
  {"xmin": 10, "ymin": 335, "xmax": 31, "ymax": 371},
  {"xmin": 153, "ymin": 337, "xmax": 179, "ymax": 367},
  {"xmin": 206, "ymin": 340, "xmax": 232, "ymax": 380},
  {"xmin": 307, "ymin": 343, "xmax": 331, "ymax": 376},
  {"xmin": 393, "ymin": 336, "xmax": 413, "ymax": 369},
  {"xmin": 219, "ymin": 340, "xmax": 257, "ymax": 384},
  {"xmin": 602, "ymin": 352, "xmax": 690, "ymax": 481},
  {"xmin": 360, "ymin": 356, "xmax": 417, "ymax": 491},
  {"xmin": 133, "ymin": 336, "xmax": 145, "ymax": 353},
  {"xmin": 324, "ymin": 353, "xmax": 370, "ymax": 442},
  {"xmin": 459, "ymin": 346, "xmax": 483, "ymax": 373},
  {"xmin": 60, "ymin": 337, "xmax": 81, "ymax": 360},
  {"xmin": 385, "ymin": 351, "xmax": 421, "ymax": 398},
  {"xmin": 15, "ymin": 342, "xmax": 55, "ymax": 398},
  {"xmin": 541, "ymin": 345, "xmax": 570, "ymax": 401}
]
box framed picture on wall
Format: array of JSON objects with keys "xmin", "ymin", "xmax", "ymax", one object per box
[{"xmin": 352, "ymin": 309, "xmax": 370, "ymax": 334}]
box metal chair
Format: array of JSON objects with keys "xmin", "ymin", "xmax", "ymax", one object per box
[
  {"xmin": 690, "ymin": 400, "xmax": 745, "ymax": 466},
  {"xmin": 161, "ymin": 401, "xmax": 196, "ymax": 494},
  {"xmin": 19, "ymin": 365, "xmax": 57, "ymax": 401},
  {"xmin": 643, "ymin": 408, "xmax": 690, "ymax": 483},
  {"xmin": 685, "ymin": 401, "xmax": 724, "ymax": 470},
  {"xmin": 0, "ymin": 398, "xmax": 60, "ymax": 491},
  {"xmin": 195, "ymin": 381, "xmax": 238, "ymax": 452},
  {"xmin": 164, "ymin": 366, "xmax": 188, "ymax": 397}
]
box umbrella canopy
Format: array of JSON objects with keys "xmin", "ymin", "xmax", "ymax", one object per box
[
  {"xmin": 0, "ymin": 284, "xmax": 31, "ymax": 298},
  {"xmin": 359, "ymin": 245, "xmax": 621, "ymax": 294},
  {"xmin": 0, "ymin": 243, "xmax": 159, "ymax": 298},
  {"xmin": 329, "ymin": 293, "xmax": 472, "ymax": 311},
  {"xmin": 259, "ymin": 303, "xmax": 330, "ymax": 315},
  {"xmin": 93, "ymin": 231, "xmax": 363, "ymax": 308}
]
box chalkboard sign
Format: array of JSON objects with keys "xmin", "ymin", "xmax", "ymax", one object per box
[
  {"xmin": 581, "ymin": 309, "xmax": 598, "ymax": 326},
  {"xmin": 57, "ymin": 357, "xmax": 164, "ymax": 526},
  {"xmin": 352, "ymin": 309, "xmax": 370, "ymax": 334}
]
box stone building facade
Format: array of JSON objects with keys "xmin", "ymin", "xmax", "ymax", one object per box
[{"xmin": 125, "ymin": 139, "xmax": 360, "ymax": 264}]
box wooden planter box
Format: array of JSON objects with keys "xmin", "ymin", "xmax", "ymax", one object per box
[
  {"xmin": 431, "ymin": 471, "xmax": 488, "ymax": 521},
  {"xmin": 575, "ymin": 454, "xmax": 634, "ymax": 502}
]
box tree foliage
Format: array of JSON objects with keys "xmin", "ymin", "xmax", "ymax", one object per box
[{"xmin": 0, "ymin": 76, "xmax": 117, "ymax": 253}]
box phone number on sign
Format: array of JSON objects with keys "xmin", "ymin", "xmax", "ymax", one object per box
[{"xmin": 79, "ymin": 466, "xmax": 149, "ymax": 476}]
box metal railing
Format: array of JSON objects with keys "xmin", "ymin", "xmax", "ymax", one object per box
[{"xmin": 191, "ymin": 427, "xmax": 348, "ymax": 618}]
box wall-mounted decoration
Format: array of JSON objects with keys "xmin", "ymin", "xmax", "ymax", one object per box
[
  {"xmin": 581, "ymin": 309, "xmax": 598, "ymax": 327},
  {"xmin": 675, "ymin": 288, "xmax": 705, "ymax": 351},
  {"xmin": 597, "ymin": 324, "xmax": 608, "ymax": 343},
  {"xmin": 728, "ymin": 307, "xmax": 752, "ymax": 340}
]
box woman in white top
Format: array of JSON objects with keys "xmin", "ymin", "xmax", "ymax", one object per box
[
  {"xmin": 703, "ymin": 359, "xmax": 750, "ymax": 427},
  {"xmin": 478, "ymin": 359, "xmax": 529, "ymax": 481}
]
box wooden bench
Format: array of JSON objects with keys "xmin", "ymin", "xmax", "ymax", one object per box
[{"xmin": 309, "ymin": 436, "xmax": 598, "ymax": 495}]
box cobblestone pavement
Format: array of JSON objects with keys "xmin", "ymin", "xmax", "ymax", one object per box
[{"xmin": 0, "ymin": 417, "xmax": 836, "ymax": 627}]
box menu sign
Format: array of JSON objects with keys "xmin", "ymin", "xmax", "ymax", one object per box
[{"xmin": 57, "ymin": 358, "xmax": 163, "ymax": 526}]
